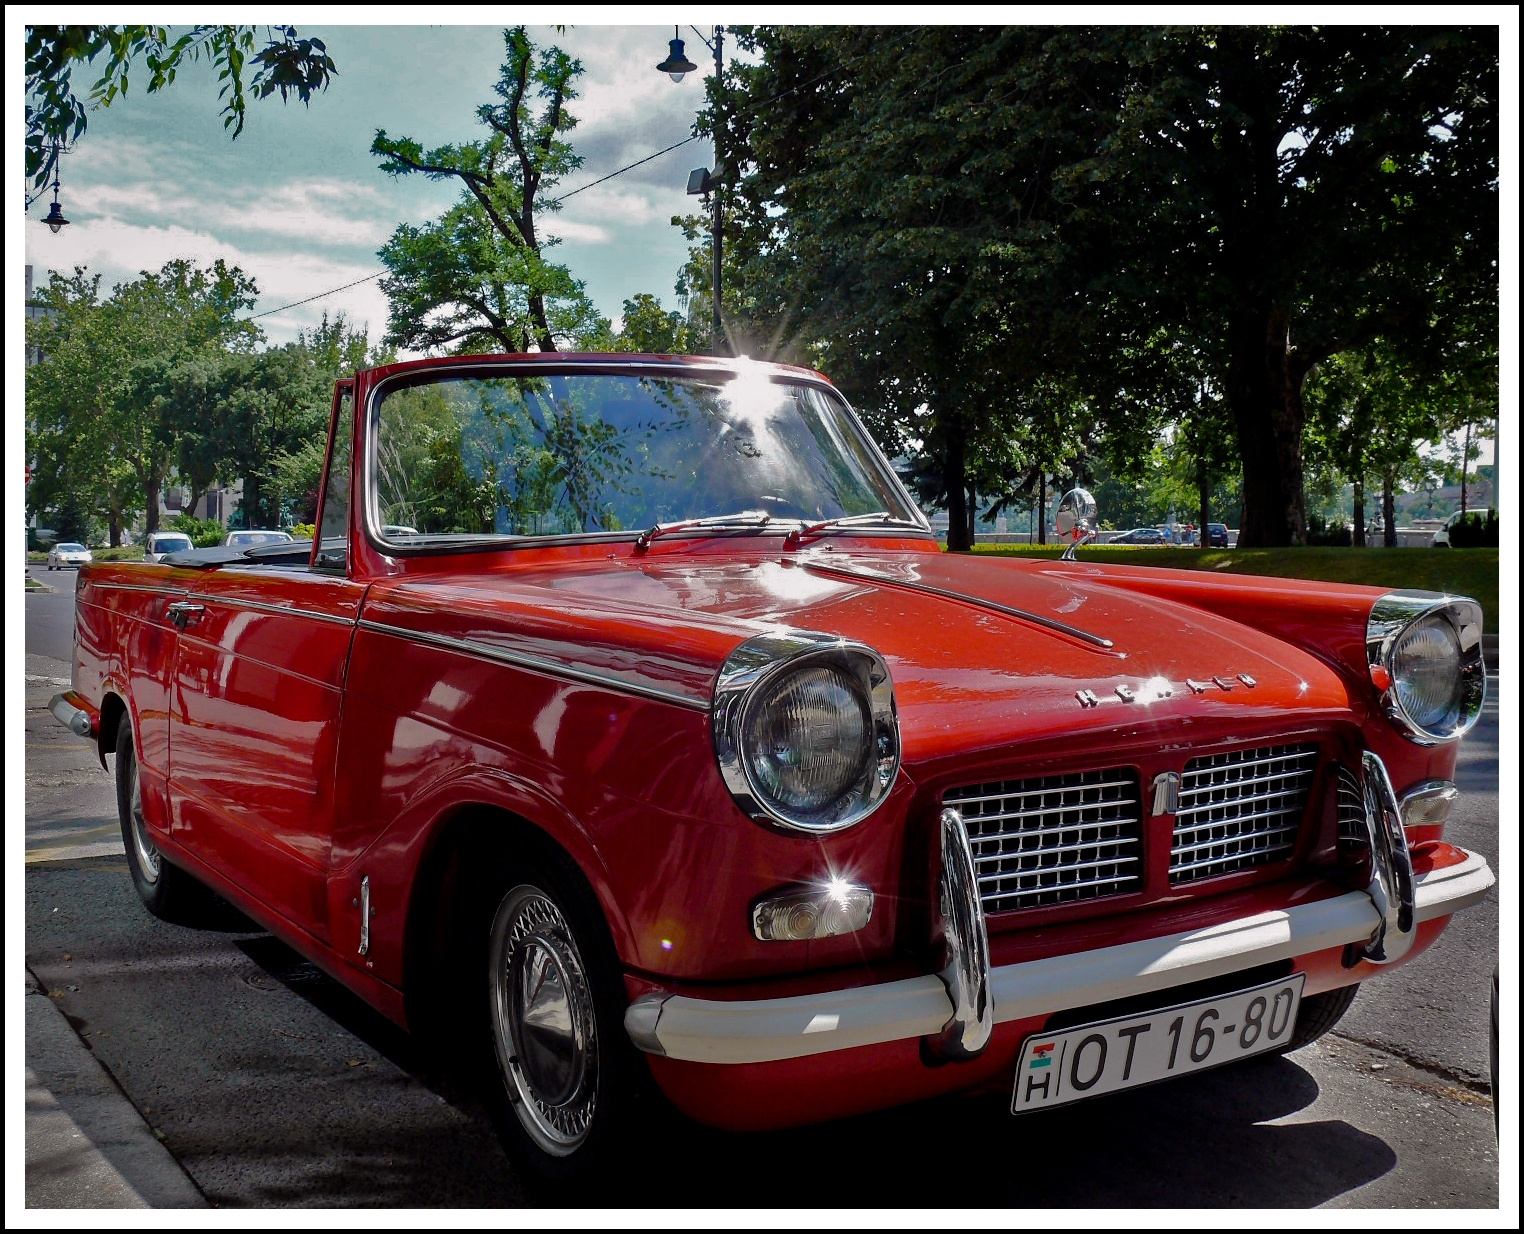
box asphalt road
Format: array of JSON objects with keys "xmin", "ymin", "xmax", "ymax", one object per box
[{"xmin": 22, "ymin": 575, "xmax": 1502, "ymax": 1208}]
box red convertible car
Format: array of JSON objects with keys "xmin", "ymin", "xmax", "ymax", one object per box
[{"xmin": 51, "ymin": 354, "xmax": 1492, "ymax": 1186}]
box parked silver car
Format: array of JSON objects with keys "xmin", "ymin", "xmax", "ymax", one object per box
[
  {"xmin": 223, "ymin": 530, "xmax": 294, "ymax": 549},
  {"xmin": 46, "ymin": 542, "xmax": 92, "ymax": 570}
]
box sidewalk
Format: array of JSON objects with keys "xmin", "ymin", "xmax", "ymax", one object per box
[{"xmin": 23, "ymin": 970, "xmax": 206, "ymax": 1209}]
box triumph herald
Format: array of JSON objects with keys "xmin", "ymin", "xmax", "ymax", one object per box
[{"xmin": 51, "ymin": 353, "xmax": 1493, "ymax": 1186}]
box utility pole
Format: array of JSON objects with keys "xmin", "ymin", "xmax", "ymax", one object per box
[{"xmin": 710, "ymin": 26, "xmax": 725, "ymax": 355}]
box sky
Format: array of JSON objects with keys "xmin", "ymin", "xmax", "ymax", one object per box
[{"xmin": 21, "ymin": 21, "xmax": 730, "ymax": 350}]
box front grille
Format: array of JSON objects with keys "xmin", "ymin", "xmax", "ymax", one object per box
[
  {"xmin": 1336, "ymin": 763, "xmax": 1369, "ymax": 855},
  {"xmin": 1170, "ymin": 743, "xmax": 1320, "ymax": 883},
  {"xmin": 944, "ymin": 769, "xmax": 1143, "ymax": 914}
]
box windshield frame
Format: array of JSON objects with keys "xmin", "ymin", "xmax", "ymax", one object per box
[{"xmin": 361, "ymin": 359, "xmax": 931, "ymax": 558}]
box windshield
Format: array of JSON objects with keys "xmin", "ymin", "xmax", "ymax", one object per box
[
  {"xmin": 153, "ymin": 535, "xmax": 192, "ymax": 550},
  {"xmin": 369, "ymin": 368, "xmax": 919, "ymax": 546},
  {"xmin": 57, "ymin": 543, "xmax": 85, "ymax": 552},
  {"xmin": 228, "ymin": 531, "xmax": 291, "ymax": 546}
]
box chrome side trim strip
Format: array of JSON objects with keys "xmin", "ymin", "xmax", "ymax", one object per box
[
  {"xmin": 199, "ymin": 591, "xmax": 356, "ymax": 626},
  {"xmin": 925, "ymin": 807, "xmax": 994, "ymax": 1060},
  {"xmin": 356, "ymin": 618, "xmax": 710, "ymax": 712},
  {"xmin": 799, "ymin": 561, "xmax": 1115, "ymax": 650},
  {"xmin": 1347, "ymin": 751, "xmax": 1417, "ymax": 966},
  {"xmin": 623, "ymin": 849, "xmax": 1492, "ymax": 1064},
  {"xmin": 90, "ymin": 581, "xmax": 191, "ymax": 597}
]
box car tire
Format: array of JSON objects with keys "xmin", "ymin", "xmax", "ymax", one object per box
[
  {"xmin": 116, "ymin": 714, "xmax": 206, "ymax": 921},
  {"xmin": 476, "ymin": 847, "xmax": 644, "ymax": 1192},
  {"xmin": 1282, "ymin": 982, "xmax": 1360, "ymax": 1051}
]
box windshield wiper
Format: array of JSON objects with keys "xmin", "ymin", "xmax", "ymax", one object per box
[
  {"xmin": 782, "ymin": 511, "xmax": 925, "ymax": 549},
  {"xmin": 633, "ymin": 510, "xmax": 773, "ymax": 552}
]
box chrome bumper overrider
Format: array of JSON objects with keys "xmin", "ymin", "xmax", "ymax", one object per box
[
  {"xmin": 625, "ymin": 841, "xmax": 1490, "ymax": 1067},
  {"xmin": 48, "ymin": 692, "xmax": 95, "ymax": 739}
]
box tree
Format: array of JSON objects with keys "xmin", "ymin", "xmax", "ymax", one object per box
[
  {"xmin": 26, "ymin": 24, "xmax": 335, "ymax": 198},
  {"xmin": 372, "ymin": 27, "xmax": 607, "ymax": 355},
  {"xmin": 713, "ymin": 26, "xmax": 1496, "ymax": 548},
  {"xmin": 26, "ymin": 260, "xmax": 260, "ymax": 542},
  {"xmin": 611, "ymin": 293, "xmax": 691, "ymax": 354},
  {"xmin": 1073, "ymin": 26, "xmax": 1497, "ymax": 545}
]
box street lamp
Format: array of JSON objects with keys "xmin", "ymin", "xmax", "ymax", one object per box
[
  {"xmin": 660, "ymin": 25, "xmax": 726, "ymax": 355},
  {"xmin": 39, "ymin": 142, "xmax": 70, "ymax": 234}
]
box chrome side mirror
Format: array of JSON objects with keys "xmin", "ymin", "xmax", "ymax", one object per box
[{"xmin": 1054, "ymin": 488, "xmax": 1098, "ymax": 561}]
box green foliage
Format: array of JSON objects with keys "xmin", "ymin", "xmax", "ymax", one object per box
[
  {"xmin": 372, "ymin": 27, "xmax": 608, "ymax": 355},
  {"xmin": 612, "ymin": 294, "xmax": 690, "ymax": 355},
  {"xmin": 169, "ymin": 513, "xmax": 227, "ymax": 548},
  {"xmin": 26, "ymin": 24, "xmax": 335, "ymax": 193},
  {"xmin": 715, "ymin": 26, "xmax": 1497, "ymax": 548},
  {"xmin": 1448, "ymin": 509, "xmax": 1498, "ymax": 548}
]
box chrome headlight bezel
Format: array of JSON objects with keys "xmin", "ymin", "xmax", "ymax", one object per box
[
  {"xmin": 712, "ymin": 631, "xmax": 900, "ymax": 834},
  {"xmin": 1366, "ymin": 590, "xmax": 1486, "ymax": 745}
]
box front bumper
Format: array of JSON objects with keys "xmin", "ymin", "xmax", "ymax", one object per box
[{"xmin": 625, "ymin": 846, "xmax": 1492, "ymax": 1065}]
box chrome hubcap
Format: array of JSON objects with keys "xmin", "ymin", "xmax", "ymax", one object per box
[
  {"xmin": 488, "ymin": 886, "xmax": 598, "ymax": 1156},
  {"xmin": 126, "ymin": 749, "xmax": 161, "ymax": 884}
]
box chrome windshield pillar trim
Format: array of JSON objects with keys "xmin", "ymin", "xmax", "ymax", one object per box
[
  {"xmin": 623, "ymin": 993, "xmax": 670, "ymax": 1056},
  {"xmin": 1348, "ymin": 751, "xmax": 1417, "ymax": 967},
  {"xmin": 1366, "ymin": 590, "xmax": 1486, "ymax": 744},
  {"xmin": 48, "ymin": 692, "xmax": 95, "ymax": 739},
  {"xmin": 925, "ymin": 807, "xmax": 993, "ymax": 1060}
]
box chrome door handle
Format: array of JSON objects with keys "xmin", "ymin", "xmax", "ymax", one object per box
[{"xmin": 166, "ymin": 601, "xmax": 206, "ymax": 630}]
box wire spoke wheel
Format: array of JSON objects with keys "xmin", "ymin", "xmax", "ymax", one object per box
[{"xmin": 488, "ymin": 885, "xmax": 600, "ymax": 1157}]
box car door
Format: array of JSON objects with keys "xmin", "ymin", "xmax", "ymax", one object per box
[{"xmin": 167, "ymin": 565, "xmax": 364, "ymax": 940}]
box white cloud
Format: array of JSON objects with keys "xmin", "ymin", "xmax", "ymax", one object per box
[
  {"xmin": 542, "ymin": 217, "xmax": 613, "ymax": 244},
  {"xmin": 24, "ymin": 215, "xmax": 391, "ymax": 349}
]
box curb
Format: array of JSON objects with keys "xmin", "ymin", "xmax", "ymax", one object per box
[{"xmin": 24, "ymin": 970, "xmax": 206, "ymax": 1208}]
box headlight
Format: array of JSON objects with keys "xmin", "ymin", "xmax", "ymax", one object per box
[
  {"xmin": 713, "ymin": 631, "xmax": 900, "ymax": 833},
  {"xmin": 1367, "ymin": 591, "xmax": 1485, "ymax": 744}
]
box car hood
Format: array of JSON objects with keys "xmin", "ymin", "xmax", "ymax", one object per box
[{"xmin": 362, "ymin": 546, "xmax": 1353, "ymax": 764}]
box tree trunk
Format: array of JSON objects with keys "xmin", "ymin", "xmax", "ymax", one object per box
[
  {"xmin": 1197, "ymin": 454, "xmax": 1210, "ymax": 549},
  {"xmin": 944, "ymin": 428, "xmax": 970, "ymax": 551},
  {"xmin": 1227, "ymin": 303, "xmax": 1310, "ymax": 546},
  {"xmin": 1036, "ymin": 475, "xmax": 1047, "ymax": 546},
  {"xmin": 966, "ymin": 482, "xmax": 977, "ymax": 546},
  {"xmin": 143, "ymin": 467, "xmax": 161, "ymax": 535},
  {"xmin": 1352, "ymin": 478, "xmax": 1366, "ymax": 548},
  {"xmin": 1382, "ymin": 469, "xmax": 1397, "ymax": 548},
  {"xmin": 107, "ymin": 507, "xmax": 121, "ymax": 548},
  {"xmin": 528, "ymin": 291, "xmax": 556, "ymax": 354}
]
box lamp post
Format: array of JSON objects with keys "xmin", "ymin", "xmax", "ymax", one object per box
[
  {"xmin": 38, "ymin": 141, "xmax": 70, "ymax": 233},
  {"xmin": 658, "ymin": 26, "xmax": 725, "ymax": 355}
]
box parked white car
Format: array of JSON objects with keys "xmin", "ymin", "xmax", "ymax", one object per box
[
  {"xmin": 46, "ymin": 542, "xmax": 92, "ymax": 570},
  {"xmin": 144, "ymin": 531, "xmax": 195, "ymax": 563},
  {"xmin": 1431, "ymin": 510, "xmax": 1465, "ymax": 547},
  {"xmin": 223, "ymin": 530, "xmax": 295, "ymax": 549}
]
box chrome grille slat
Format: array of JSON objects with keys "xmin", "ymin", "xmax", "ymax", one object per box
[
  {"xmin": 1178, "ymin": 749, "xmax": 1321, "ymax": 777},
  {"xmin": 943, "ymin": 779, "xmax": 1139, "ymax": 809},
  {"xmin": 944, "ymin": 768, "xmax": 1142, "ymax": 913},
  {"xmin": 1337, "ymin": 764, "xmax": 1368, "ymax": 853},
  {"xmin": 1170, "ymin": 742, "xmax": 1320, "ymax": 884},
  {"xmin": 977, "ymin": 854, "xmax": 1141, "ymax": 884}
]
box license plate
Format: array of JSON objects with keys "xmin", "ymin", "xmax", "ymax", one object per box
[{"xmin": 1012, "ymin": 973, "xmax": 1305, "ymax": 1113}]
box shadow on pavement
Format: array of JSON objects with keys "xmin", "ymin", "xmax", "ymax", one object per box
[{"xmin": 28, "ymin": 856, "xmax": 1399, "ymax": 1208}]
